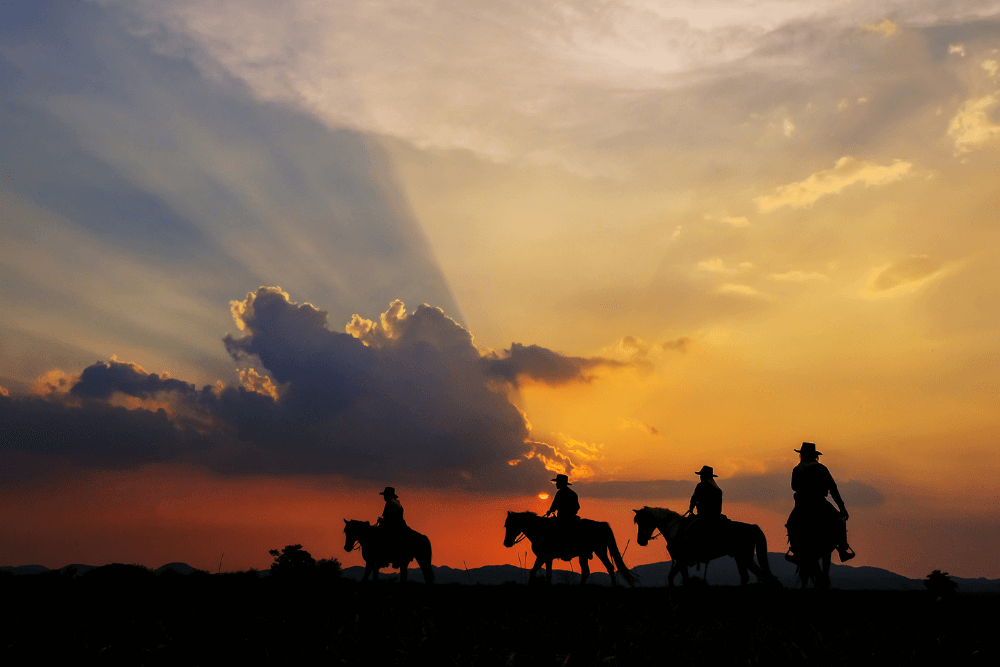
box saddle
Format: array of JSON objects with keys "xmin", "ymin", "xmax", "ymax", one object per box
[
  {"xmin": 549, "ymin": 516, "xmax": 591, "ymax": 560},
  {"xmin": 679, "ymin": 514, "xmax": 730, "ymax": 562}
]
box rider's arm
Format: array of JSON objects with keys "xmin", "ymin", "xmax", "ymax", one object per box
[
  {"xmin": 826, "ymin": 469, "xmax": 849, "ymax": 519},
  {"xmin": 544, "ymin": 493, "xmax": 559, "ymax": 516}
]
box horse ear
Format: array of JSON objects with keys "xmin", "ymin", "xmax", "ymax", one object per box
[
  {"xmin": 632, "ymin": 509, "xmax": 639, "ymax": 514},
  {"xmin": 507, "ymin": 511, "xmax": 512, "ymax": 516},
  {"xmin": 343, "ymin": 519, "xmax": 348, "ymax": 524}
]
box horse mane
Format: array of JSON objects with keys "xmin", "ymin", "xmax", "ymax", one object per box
[{"xmin": 633, "ymin": 506, "xmax": 682, "ymax": 523}]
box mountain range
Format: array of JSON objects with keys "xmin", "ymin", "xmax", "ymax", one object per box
[{"xmin": 4, "ymin": 555, "xmax": 999, "ymax": 592}]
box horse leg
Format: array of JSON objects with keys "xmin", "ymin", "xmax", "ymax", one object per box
[
  {"xmin": 820, "ymin": 553, "xmax": 832, "ymax": 589},
  {"xmin": 546, "ymin": 559, "xmax": 554, "ymax": 584},
  {"xmin": 399, "ymin": 561, "xmax": 408, "ymax": 583},
  {"xmin": 737, "ymin": 557, "xmax": 750, "ymax": 586},
  {"xmin": 528, "ymin": 555, "xmax": 544, "ymax": 583},
  {"xmin": 596, "ymin": 550, "xmax": 616, "ymax": 586},
  {"xmin": 579, "ymin": 556, "xmax": 590, "ymax": 585}
]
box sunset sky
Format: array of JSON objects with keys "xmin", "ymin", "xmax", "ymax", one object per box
[{"xmin": 3, "ymin": 0, "xmax": 999, "ymax": 580}]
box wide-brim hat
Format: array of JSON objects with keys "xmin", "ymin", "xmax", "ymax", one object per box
[
  {"xmin": 378, "ymin": 486, "xmax": 398, "ymax": 498},
  {"xmin": 551, "ymin": 474, "xmax": 571, "ymax": 485},
  {"xmin": 695, "ymin": 465, "xmax": 718, "ymax": 477},
  {"xmin": 794, "ymin": 442, "xmax": 822, "ymax": 456}
]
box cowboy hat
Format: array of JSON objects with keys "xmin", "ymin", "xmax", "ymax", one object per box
[
  {"xmin": 551, "ymin": 474, "xmax": 571, "ymax": 485},
  {"xmin": 695, "ymin": 465, "xmax": 718, "ymax": 477},
  {"xmin": 794, "ymin": 442, "xmax": 822, "ymax": 456},
  {"xmin": 378, "ymin": 486, "xmax": 398, "ymax": 498}
]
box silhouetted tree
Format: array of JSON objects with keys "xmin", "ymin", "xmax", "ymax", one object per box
[
  {"xmin": 317, "ymin": 557, "xmax": 342, "ymax": 581},
  {"xmin": 269, "ymin": 544, "xmax": 316, "ymax": 579},
  {"xmin": 924, "ymin": 569, "xmax": 958, "ymax": 598}
]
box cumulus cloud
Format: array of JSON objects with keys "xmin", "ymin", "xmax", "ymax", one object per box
[
  {"xmin": 1, "ymin": 288, "xmax": 629, "ymax": 491},
  {"xmin": 948, "ymin": 94, "xmax": 1000, "ymax": 153},
  {"xmin": 755, "ymin": 157, "xmax": 915, "ymax": 212}
]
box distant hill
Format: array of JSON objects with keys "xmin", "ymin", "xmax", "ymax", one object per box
[
  {"xmin": 4, "ymin": 556, "xmax": 999, "ymax": 591},
  {"xmin": 339, "ymin": 554, "xmax": 1000, "ymax": 592}
]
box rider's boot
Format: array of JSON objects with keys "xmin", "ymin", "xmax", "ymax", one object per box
[{"xmin": 837, "ymin": 545, "xmax": 856, "ymax": 562}]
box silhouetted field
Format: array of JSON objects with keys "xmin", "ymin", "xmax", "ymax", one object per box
[{"xmin": 1, "ymin": 570, "xmax": 995, "ymax": 665}]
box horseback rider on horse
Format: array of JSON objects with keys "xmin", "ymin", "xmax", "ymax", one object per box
[
  {"xmin": 684, "ymin": 466, "xmax": 730, "ymax": 561},
  {"xmin": 377, "ymin": 486, "xmax": 408, "ymax": 566},
  {"xmin": 785, "ymin": 443, "xmax": 856, "ymax": 563},
  {"xmin": 544, "ymin": 474, "xmax": 582, "ymax": 548}
]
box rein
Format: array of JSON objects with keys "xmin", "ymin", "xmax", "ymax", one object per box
[{"xmin": 511, "ymin": 533, "xmax": 527, "ymax": 546}]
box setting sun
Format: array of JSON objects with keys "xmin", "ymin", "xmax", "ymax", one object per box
[{"xmin": 538, "ymin": 493, "xmax": 550, "ymax": 500}]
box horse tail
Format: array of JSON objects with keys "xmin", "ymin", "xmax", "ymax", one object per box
[
  {"xmin": 604, "ymin": 523, "xmax": 638, "ymax": 587},
  {"xmin": 419, "ymin": 533, "xmax": 435, "ymax": 584},
  {"xmin": 753, "ymin": 524, "xmax": 778, "ymax": 585}
]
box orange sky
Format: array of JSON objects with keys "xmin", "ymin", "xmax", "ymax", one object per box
[{"xmin": 3, "ymin": 2, "xmax": 1000, "ymax": 580}]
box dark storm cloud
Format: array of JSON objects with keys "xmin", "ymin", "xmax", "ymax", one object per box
[
  {"xmin": 2, "ymin": 288, "xmax": 626, "ymax": 491},
  {"xmin": 481, "ymin": 343, "xmax": 626, "ymax": 386},
  {"xmin": 72, "ymin": 360, "xmax": 197, "ymax": 399}
]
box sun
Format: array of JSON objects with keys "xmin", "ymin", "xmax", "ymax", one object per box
[{"xmin": 538, "ymin": 493, "xmax": 549, "ymax": 500}]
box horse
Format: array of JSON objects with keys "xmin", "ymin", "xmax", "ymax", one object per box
[
  {"xmin": 343, "ymin": 519, "xmax": 435, "ymax": 584},
  {"xmin": 632, "ymin": 506, "xmax": 779, "ymax": 587},
  {"xmin": 503, "ymin": 511, "xmax": 637, "ymax": 586},
  {"xmin": 786, "ymin": 521, "xmax": 837, "ymax": 589}
]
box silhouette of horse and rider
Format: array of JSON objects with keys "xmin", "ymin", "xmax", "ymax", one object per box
[
  {"xmin": 346, "ymin": 443, "xmax": 856, "ymax": 589},
  {"xmin": 633, "ymin": 445, "xmax": 855, "ymax": 588},
  {"xmin": 633, "ymin": 467, "xmax": 779, "ymax": 587},
  {"xmin": 504, "ymin": 474, "xmax": 636, "ymax": 586},
  {"xmin": 343, "ymin": 487, "xmax": 434, "ymax": 583},
  {"xmin": 784, "ymin": 442, "xmax": 855, "ymax": 588}
]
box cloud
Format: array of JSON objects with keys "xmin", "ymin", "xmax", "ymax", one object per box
[
  {"xmin": 617, "ymin": 418, "xmax": 661, "ymax": 437},
  {"xmin": 948, "ymin": 94, "xmax": 1000, "ymax": 153},
  {"xmin": 770, "ymin": 270, "xmax": 829, "ymax": 282},
  {"xmin": 1, "ymin": 288, "xmax": 632, "ymax": 491},
  {"xmin": 661, "ymin": 337, "xmax": 691, "ymax": 353},
  {"xmin": 755, "ymin": 157, "xmax": 915, "ymax": 212},
  {"xmin": 481, "ymin": 343, "xmax": 626, "ymax": 387},
  {"xmin": 860, "ymin": 19, "xmax": 898, "ymax": 37},
  {"xmin": 863, "ymin": 255, "xmax": 947, "ymax": 298},
  {"xmin": 949, "ymin": 44, "xmax": 966, "ymax": 57},
  {"xmin": 717, "ymin": 284, "xmax": 769, "ymax": 299},
  {"xmin": 698, "ymin": 258, "xmax": 729, "ymax": 273}
]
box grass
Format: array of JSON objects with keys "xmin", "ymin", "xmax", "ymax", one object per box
[{"xmin": 0, "ymin": 574, "xmax": 995, "ymax": 665}]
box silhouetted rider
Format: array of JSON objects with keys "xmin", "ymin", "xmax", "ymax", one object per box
[
  {"xmin": 545, "ymin": 474, "xmax": 579, "ymax": 519},
  {"xmin": 786, "ymin": 443, "xmax": 855, "ymax": 562},
  {"xmin": 377, "ymin": 486, "xmax": 407, "ymax": 564},
  {"xmin": 685, "ymin": 466, "xmax": 728, "ymax": 558}
]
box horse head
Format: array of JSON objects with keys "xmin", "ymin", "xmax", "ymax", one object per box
[
  {"xmin": 633, "ymin": 506, "xmax": 682, "ymax": 546},
  {"xmin": 503, "ymin": 511, "xmax": 532, "ymax": 548},
  {"xmin": 343, "ymin": 519, "xmax": 370, "ymax": 553},
  {"xmin": 633, "ymin": 508, "xmax": 656, "ymax": 546}
]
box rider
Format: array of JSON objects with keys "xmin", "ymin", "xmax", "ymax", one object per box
[
  {"xmin": 685, "ymin": 465, "xmax": 728, "ymax": 559},
  {"xmin": 377, "ymin": 486, "xmax": 408, "ymax": 564},
  {"xmin": 544, "ymin": 474, "xmax": 581, "ymax": 545},
  {"xmin": 785, "ymin": 443, "xmax": 855, "ymax": 563},
  {"xmin": 545, "ymin": 474, "xmax": 580, "ymax": 520}
]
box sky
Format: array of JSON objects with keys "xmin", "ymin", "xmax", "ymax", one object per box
[{"xmin": 2, "ymin": 0, "xmax": 999, "ymax": 579}]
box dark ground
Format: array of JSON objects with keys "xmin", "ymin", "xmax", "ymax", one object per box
[{"xmin": 2, "ymin": 571, "xmax": 996, "ymax": 666}]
